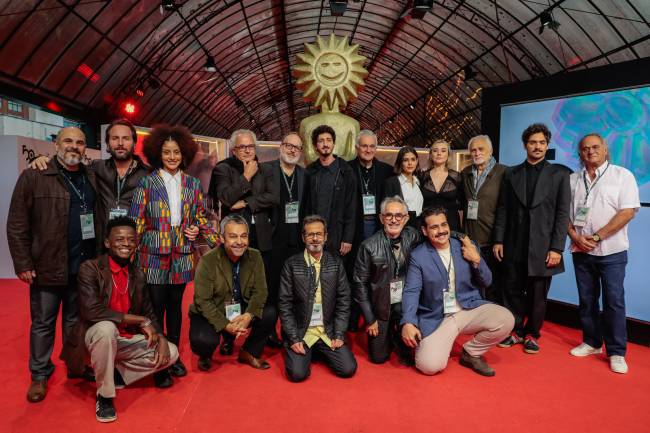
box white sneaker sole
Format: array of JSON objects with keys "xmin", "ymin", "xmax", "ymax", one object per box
[{"xmin": 570, "ymin": 347, "xmax": 602, "ymax": 357}]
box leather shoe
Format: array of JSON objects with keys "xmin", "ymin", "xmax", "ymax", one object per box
[
  {"xmin": 459, "ymin": 349, "xmax": 495, "ymax": 377},
  {"xmin": 237, "ymin": 350, "xmax": 270, "ymax": 370},
  {"xmin": 153, "ymin": 369, "xmax": 174, "ymax": 388},
  {"xmin": 27, "ymin": 379, "xmax": 47, "ymax": 403},
  {"xmin": 219, "ymin": 341, "xmax": 233, "ymax": 356},
  {"xmin": 198, "ymin": 357, "xmax": 212, "ymax": 372},
  {"xmin": 169, "ymin": 359, "xmax": 187, "ymax": 377}
]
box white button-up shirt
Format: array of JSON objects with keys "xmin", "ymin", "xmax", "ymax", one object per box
[
  {"xmin": 399, "ymin": 174, "xmax": 423, "ymax": 216},
  {"xmin": 569, "ymin": 161, "xmax": 640, "ymax": 256},
  {"xmin": 160, "ymin": 169, "xmax": 182, "ymax": 227}
]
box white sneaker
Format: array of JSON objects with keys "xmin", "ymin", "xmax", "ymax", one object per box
[
  {"xmin": 570, "ymin": 343, "xmax": 603, "ymax": 357},
  {"xmin": 609, "ymin": 356, "xmax": 628, "ymax": 374}
]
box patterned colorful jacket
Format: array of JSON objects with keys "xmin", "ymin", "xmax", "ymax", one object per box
[{"xmin": 129, "ymin": 170, "xmax": 218, "ymax": 256}]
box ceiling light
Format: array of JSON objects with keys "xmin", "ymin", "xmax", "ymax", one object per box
[
  {"xmin": 148, "ymin": 77, "xmax": 161, "ymax": 90},
  {"xmin": 204, "ymin": 55, "xmax": 217, "ymax": 72},
  {"xmin": 160, "ymin": 1, "xmax": 177, "ymax": 12},
  {"xmin": 462, "ymin": 65, "xmax": 477, "ymax": 81},
  {"xmin": 411, "ymin": 0, "xmax": 433, "ymax": 19},
  {"xmin": 330, "ymin": 0, "xmax": 348, "ymax": 17},
  {"xmin": 539, "ymin": 10, "xmax": 560, "ymax": 34},
  {"xmin": 409, "ymin": 103, "xmax": 416, "ymax": 110}
]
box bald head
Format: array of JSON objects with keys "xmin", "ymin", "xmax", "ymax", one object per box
[{"xmin": 55, "ymin": 127, "xmax": 86, "ymax": 168}]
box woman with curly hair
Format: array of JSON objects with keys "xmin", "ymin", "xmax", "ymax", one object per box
[{"xmin": 129, "ymin": 124, "xmax": 218, "ymax": 386}]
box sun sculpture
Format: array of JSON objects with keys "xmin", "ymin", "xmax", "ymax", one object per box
[{"xmin": 293, "ymin": 34, "xmax": 369, "ymax": 163}]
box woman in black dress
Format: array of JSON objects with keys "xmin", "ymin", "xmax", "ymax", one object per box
[{"xmin": 419, "ymin": 139, "xmax": 464, "ymax": 231}]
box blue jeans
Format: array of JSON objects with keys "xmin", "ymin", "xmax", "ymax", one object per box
[{"xmin": 572, "ymin": 251, "xmax": 628, "ymax": 356}]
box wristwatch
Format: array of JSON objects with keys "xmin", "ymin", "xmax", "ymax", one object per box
[{"xmin": 592, "ymin": 233, "xmax": 601, "ymax": 242}]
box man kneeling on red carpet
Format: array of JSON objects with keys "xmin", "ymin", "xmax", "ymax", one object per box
[
  {"xmin": 278, "ymin": 215, "xmax": 358, "ymax": 382},
  {"xmin": 62, "ymin": 217, "xmax": 178, "ymax": 423},
  {"xmin": 401, "ymin": 207, "xmax": 514, "ymax": 377}
]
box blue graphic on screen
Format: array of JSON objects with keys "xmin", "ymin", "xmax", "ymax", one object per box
[{"xmin": 498, "ymin": 86, "xmax": 650, "ymax": 322}]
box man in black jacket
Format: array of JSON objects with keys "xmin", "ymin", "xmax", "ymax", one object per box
[
  {"xmin": 209, "ymin": 129, "xmax": 279, "ymax": 253},
  {"xmin": 303, "ymin": 125, "xmax": 358, "ymax": 258},
  {"xmin": 353, "ymin": 196, "xmax": 420, "ymax": 365},
  {"xmin": 278, "ymin": 215, "xmax": 357, "ymax": 382},
  {"xmin": 493, "ymin": 123, "xmax": 571, "ymax": 354}
]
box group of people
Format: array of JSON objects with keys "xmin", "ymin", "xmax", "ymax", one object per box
[{"xmin": 6, "ymin": 118, "xmax": 639, "ymax": 423}]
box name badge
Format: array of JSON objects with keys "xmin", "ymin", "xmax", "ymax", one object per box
[
  {"xmin": 467, "ymin": 200, "xmax": 479, "ymax": 220},
  {"xmin": 362, "ymin": 194, "xmax": 376, "ymax": 215},
  {"xmin": 80, "ymin": 213, "xmax": 95, "ymax": 240},
  {"xmin": 574, "ymin": 206, "xmax": 590, "ymax": 227},
  {"xmin": 225, "ymin": 302, "xmax": 241, "ymax": 321},
  {"xmin": 309, "ymin": 302, "xmax": 323, "ymax": 327},
  {"xmin": 443, "ymin": 290, "xmax": 458, "ymax": 314},
  {"xmin": 285, "ymin": 201, "xmax": 300, "ymax": 224},
  {"xmin": 389, "ymin": 278, "xmax": 404, "ymax": 304},
  {"xmin": 109, "ymin": 208, "xmax": 128, "ymax": 220}
]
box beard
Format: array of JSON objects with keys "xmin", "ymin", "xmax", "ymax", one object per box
[
  {"xmin": 108, "ymin": 146, "xmax": 134, "ymax": 161},
  {"xmin": 280, "ymin": 151, "xmax": 300, "ymax": 165},
  {"xmin": 58, "ymin": 149, "xmax": 81, "ymax": 166},
  {"xmin": 306, "ymin": 243, "xmax": 323, "ymax": 254}
]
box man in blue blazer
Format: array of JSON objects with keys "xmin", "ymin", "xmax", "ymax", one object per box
[{"xmin": 401, "ymin": 206, "xmax": 514, "ymax": 376}]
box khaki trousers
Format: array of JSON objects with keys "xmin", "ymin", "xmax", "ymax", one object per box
[
  {"xmin": 415, "ymin": 304, "xmax": 514, "ymax": 375},
  {"xmin": 85, "ymin": 321, "xmax": 179, "ymax": 398}
]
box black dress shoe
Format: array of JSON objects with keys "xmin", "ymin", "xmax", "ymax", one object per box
[
  {"xmin": 68, "ymin": 365, "xmax": 96, "ymax": 382},
  {"xmin": 169, "ymin": 359, "xmax": 187, "ymax": 377},
  {"xmin": 266, "ymin": 334, "xmax": 283, "ymax": 349},
  {"xmin": 219, "ymin": 341, "xmax": 233, "ymax": 356},
  {"xmin": 459, "ymin": 349, "xmax": 495, "ymax": 377},
  {"xmin": 198, "ymin": 357, "xmax": 212, "ymax": 372},
  {"xmin": 153, "ymin": 369, "xmax": 174, "ymax": 388}
]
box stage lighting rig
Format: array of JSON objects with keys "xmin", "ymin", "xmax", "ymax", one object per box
[
  {"xmin": 161, "ymin": 1, "xmax": 178, "ymax": 12},
  {"xmin": 330, "ymin": 1, "xmax": 348, "ymax": 17},
  {"xmin": 539, "ymin": 10, "xmax": 560, "ymax": 34},
  {"xmin": 204, "ymin": 55, "xmax": 217, "ymax": 73},
  {"xmin": 411, "ymin": 0, "xmax": 433, "ymax": 19}
]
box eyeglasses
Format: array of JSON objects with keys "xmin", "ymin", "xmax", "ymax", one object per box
[
  {"xmin": 358, "ymin": 144, "xmax": 376, "ymax": 150},
  {"xmin": 382, "ymin": 213, "xmax": 407, "ymax": 221},
  {"xmin": 282, "ymin": 142, "xmax": 303, "ymax": 152},
  {"xmin": 234, "ymin": 145, "xmax": 255, "ymax": 152},
  {"xmin": 303, "ymin": 232, "xmax": 325, "ymax": 239}
]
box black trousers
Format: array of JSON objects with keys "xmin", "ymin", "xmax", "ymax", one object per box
[
  {"xmin": 481, "ymin": 245, "xmax": 505, "ymax": 305},
  {"xmin": 267, "ymin": 243, "xmax": 301, "ymax": 307},
  {"xmin": 29, "ymin": 277, "xmax": 79, "ymax": 380},
  {"xmin": 189, "ymin": 303, "xmax": 277, "ymax": 359},
  {"xmin": 283, "ymin": 340, "xmax": 357, "ymax": 383},
  {"xmin": 503, "ymin": 262, "xmax": 551, "ymax": 339},
  {"xmin": 367, "ymin": 303, "xmax": 410, "ymax": 364},
  {"xmin": 148, "ymin": 283, "xmax": 186, "ymax": 347}
]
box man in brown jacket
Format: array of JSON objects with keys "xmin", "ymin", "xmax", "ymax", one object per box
[
  {"xmin": 7, "ymin": 127, "xmax": 97, "ymax": 403},
  {"xmin": 63, "ymin": 216, "xmax": 177, "ymax": 422},
  {"xmin": 460, "ymin": 135, "xmax": 507, "ymax": 303}
]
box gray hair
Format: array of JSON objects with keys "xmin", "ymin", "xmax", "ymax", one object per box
[
  {"xmin": 467, "ymin": 134, "xmax": 493, "ymax": 152},
  {"xmin": 230, "ymin": 129, "xmax": 257, "ymax": 146},
  {"xmin": 220, "ymin": 214, "xmax": 249, "ymax": 234},
  {"xmin": 578, "ymin": 133, "xmax": 610, "ymax": 166},
  {"xmin": 356, "ymin": 129, "xmax": 377, "ymax": 147},
  {"xmin": 301, "ymin": 215, "xmax": 328, "ymax": 234},
  {"xmin": 380, "ymin": 195, "xmax": 409, "ymax": 214}
]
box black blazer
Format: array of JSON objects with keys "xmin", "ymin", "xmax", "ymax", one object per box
[
  {"xmin": 278, "ymin": 251, "xmax": 350, "ymax": 345},
  {"xmin": 493, "ymin": 160, "xmax": 571, "ymax": 277},
  {"xmin": 263, "ymin": 159, "xmax": 306, "ymax": 234},
  {"xmin": 209, "ymin": 157, "xmax": 279, "ymax": 252}
]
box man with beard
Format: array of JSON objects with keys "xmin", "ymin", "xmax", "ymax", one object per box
[
  {"xmin": 29, "ymin": 119, "xmax": 152, "ymax": 247},
  {"xmin": 401, "ymin": 207, "xmax": 514, "ymax": 376},
  {"xmin": 278, "ymin": 215, "xmax": 357, "ymax": 382},
  {"xmin": 263, "ymin": 133, "xmax": 306, "ymax": 346},
  {"xmin": 189, "ymin": 215, "xmax": 274, "ymax": 371},
  {"xmin": 353, "ymin": 196, "xmax": 420, "ymax": 365},
  {"xmin": 62, "ymin": 217, "xmax": 178, "ymax": 423},
  {"xmin": 303, "ymin": 125, "xmax": 357, "ymax": 258},
  {"xmin": 8, "ymin": 127, "xmax": 98, "ymax": 402}
]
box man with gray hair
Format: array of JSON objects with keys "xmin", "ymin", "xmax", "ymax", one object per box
[
  {"xmin": 347, "ymin": 129, "xmax": 394, "ymax": 331},
  {"xmin": 208, "ymin": 129, "xmax": 279, "ymax": 254},
  {"xmin": 460, "ymin": 134, "xmax": 507, "ymax": 303},
  {"xmin": 188, "ymin": 214, "xmax": 275, "ymax": 371},
  {"xmin": 353, "ymin": 196, "xmax": 420, "ymax": 365}
]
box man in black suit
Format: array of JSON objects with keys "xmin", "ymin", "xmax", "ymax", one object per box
[
  {"xmin": 263, "ymin": 132, "xmax": 306, "ymax": 345},
  {"xmin": 347, "ymin": 129, "xmax": 393, "ymax": 330},
  {"xmin": 492, "ymin": 123, "xmax": 571, "ymax": 354}
]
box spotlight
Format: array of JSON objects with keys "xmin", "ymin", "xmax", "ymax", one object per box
[
  {"xmin": 462, "ymin": 65, "xmax": 477, "ymax": 81},
  {"xmin": 148, "ymin": 77, "xmax": 161, "ymax": 89},
  {"xmin": 411, "ymin": 0, "xmax": 433, "ymax": 19},
  {"xmin": 160, "ymin": 1, "xmax": 177, "ymax": 12},
  {"xmin": 204, "ymin": 55, "xmax": 217, "ymax": 72},
  {"xmin": 135, "ymin": 86, "xmax": 145, "ymax": 98},
  {"xmin": 122, "ymin": 101, "xmax": 137, "ymax": 116},
  {"xmin": 409, "ymin": 103, "xmax": 416, "ymax": 110},
  {"xmin": 330, "ymin": 0, "xmax": 348, "ymax": 17},
  {"xmin": 539, "ymin": 10, "xmax": 560, "ymax": 34},
  {"xmin": 388, "ymin": 116, "xmax": 394, "ymax": 124}
]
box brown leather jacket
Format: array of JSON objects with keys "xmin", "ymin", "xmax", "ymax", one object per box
[
  {"xmin": 7, "ymin": 159, "xmax": 97, "ymax": 285},
  {"xmin": 62, "ymin": 255, "xmax": 160, "ymax": 375}
]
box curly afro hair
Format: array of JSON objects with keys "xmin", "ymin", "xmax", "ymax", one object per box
[{"xmin": 142, "ymin": 124, "xmax": 198, "ymax": 170}]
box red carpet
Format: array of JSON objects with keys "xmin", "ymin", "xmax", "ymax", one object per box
[{"xmin": 1, "ymin": 278, "xmax": 648, "ymax": 433}]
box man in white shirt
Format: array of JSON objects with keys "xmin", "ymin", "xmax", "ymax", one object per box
[{"xmin": 567, "ymin": 133, "xmax": 640, "ymax": 374}]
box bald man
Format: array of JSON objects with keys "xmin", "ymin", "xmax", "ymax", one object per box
[{"xmin": 8, "ymin": 127, "xmax": 98, "ymax": 403}]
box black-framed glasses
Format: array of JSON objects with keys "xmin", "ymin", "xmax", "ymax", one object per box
[
  {"xmin": 234, "ymin": 144, "xmax": 255, "ymax": 152},
  {"xmin": 382, "ymin": 213, "xmax": 407, "ymax": 221},
  {"xmin": 303, "ymin": 232, "xmax": 325, "ymax": 239},
  {"xmin": 282, "ymin": 142, "xmax": 303, "ymax": 152}
]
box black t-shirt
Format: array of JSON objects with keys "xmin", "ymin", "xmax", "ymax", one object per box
[
  {"xmin": 273, "ymin": 169, "xmax": 300, "ymax": 247},
  {"xmin": 314, "ymin": 158, "xmax": 339, "ymax": 226}
]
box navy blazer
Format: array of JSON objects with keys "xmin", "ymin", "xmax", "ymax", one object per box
[{"xmin": 401, "ymin": 238, "xmax": 492, "ymax": 338}]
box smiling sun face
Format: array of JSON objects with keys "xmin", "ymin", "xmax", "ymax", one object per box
[{"xmin": 293, "ymin": 34, "xmax": 368, "ymax": 110}]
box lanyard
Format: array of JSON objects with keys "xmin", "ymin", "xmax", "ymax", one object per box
[
  {"xmin": 437, "ymin": 249, "xmax": 453, "ymax": 291},
  {"xmin": 231, "ymin": 261, "xmax": 241, "ymax": 303},
  {"xmin": 357, "ymin": 164, "xmax": 375, "ymax": 195},
  {"xmin": 582, "ymin": 162, "xmax": 610, "ymax": 203},
  {"xmin": 115, "ymin": 161, "xmax": 135, "ymax": 206},
  {"xmin": 61, "ymin": 172, "xmax": 88, "ymax": 212},
  {"xmin": 281, "ymin": 169, "xmax": 295, "ymax": 202},
  {"xmin": 306, "ymin": 255, "xmax": 321, "ymax": 296}
]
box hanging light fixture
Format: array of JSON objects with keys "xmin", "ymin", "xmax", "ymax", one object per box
[{"xmin": 204, "ymin": 55, "xmax": 217, "ymax": 72}]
